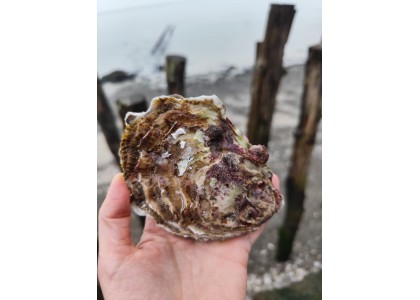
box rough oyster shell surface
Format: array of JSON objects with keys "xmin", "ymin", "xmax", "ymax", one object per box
[{"xmin": 119, "ymin": 95, "xmax": 282, "ymax": 241}]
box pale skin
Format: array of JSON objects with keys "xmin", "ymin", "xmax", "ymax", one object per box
[{"xmin": 98, "ymin": 173, "xmax": 280, "ymax": 300}]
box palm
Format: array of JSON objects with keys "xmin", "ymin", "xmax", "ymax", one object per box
[{"xmin": 98, "ymin": 174, "xmax": 278, "ymax": 300}]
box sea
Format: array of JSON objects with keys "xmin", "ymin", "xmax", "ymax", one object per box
[{"xmin": 97, "ymin": 0, "xmax": 321, "ymax": 80}]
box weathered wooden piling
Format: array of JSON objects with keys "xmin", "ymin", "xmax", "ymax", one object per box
[
  {"xmin": 166, "ymin": 55, "xmax": 186, "ymax": 96},
  {"xmin": 276, "ymin": 44, "xmax": 322, "ymax": 261},
  {"xmin": 117, "ymin": 95, "xmax": 148, "ymax": 129},
  {"xmin": 247, "ymin": 4, "xmax": 295, "ymax": 146},
  {"xmin": 97, "ymin": 77, "xmax": 121, "ymax": 166}
]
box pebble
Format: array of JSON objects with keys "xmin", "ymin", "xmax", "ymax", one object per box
[
  {"xmin": 267, "ymin": 243, "xmax": 275, "ymax": 251},
  {"xmin": 259, "ymin": 249, "xmax": 268, "ymax": 256},
  {"xmin": 295, "ymin": 257, "xmax": 304, "ymax": 266},
  {"xmin": 313, "ymin": 261, "xmax": 322, "ymax": 268},
  {"xmin": 263, "ymin": 273, "xmax": 272, "ymax": 286},
  {"xmin": 294, "ymin": 268, "xmax": 308, "ymax": 281}
]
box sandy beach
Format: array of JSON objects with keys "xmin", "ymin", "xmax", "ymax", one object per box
[{"xmin": 97, "ymin": 64, "xmax": 321, "ymax": 298}]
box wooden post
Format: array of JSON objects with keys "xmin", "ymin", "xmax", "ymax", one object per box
[
  {"xmin": 276, "ymin": 44, "xmax": 322, "ymax": 261},
  {"xmin": 247, "ymin": 4, "xmax": 295, "ymax": 146},
  {"xmin": 117, "ymin": 95, "xmax": 148, "ymax": 129},
  {"xmin": 255, "ymin": 41, "xmax": 264, "ymax": 62},
  {"xmin": 97, "ymin": 77, "xmax": 121, "ymax": 166},
  {"xmin": 166, "ymin": 55, "xmax": 186, "ymax": 96}
]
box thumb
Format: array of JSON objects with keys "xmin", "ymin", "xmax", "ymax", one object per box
[{"xmin": 98, "ymin": 174, "xmax": 134, "ymax": 256}]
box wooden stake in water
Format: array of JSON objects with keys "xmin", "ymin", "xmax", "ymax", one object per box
[
  {"xmin": 117, "ymin": 95, "xmax": 148, "ymax": 129},
  {"xmin": 166, "ymin": 55, "xmax": 186, "ymax": 96},
  {"xmin": 276, "ymin": 44, "xmax": 322, "ymax": 261},
  {"xmin": 97, "ymin": 77, "xmax": 121, "ymax": 166},
  {"xmin": 247, "ymin": 4, "xmax": 295, "ymax": 146}
]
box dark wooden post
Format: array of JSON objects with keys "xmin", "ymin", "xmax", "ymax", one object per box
[
  {"xmin": 276, "ymin": 44, "xmax": 322, "ymax": 261},
  {"xmin": 117, "ymin": 95, "xmax": 148, "ymax": 129},
  {"xmin": 166, "ymin": 55, "xmax": 186, "ymax": 96},
  {"xmin": 247, "ymin": 4, "xmax": 295, "ymax": 146},
  {"xmin": 255, "ymin": 41, "xmax": 264, "ymax": 62},
  {"xmin": 97, "ymin": 77, "xmax": 121, "ymax": 166}
]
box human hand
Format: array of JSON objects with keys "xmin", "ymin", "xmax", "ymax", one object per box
[{"xmin": 98, "ymin": 173, "xmax": 280, "ymax": 300}]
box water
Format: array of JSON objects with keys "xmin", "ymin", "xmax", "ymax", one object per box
[{"xmin": 97, "ymin": 0, "xmax": 321, "ymax": 78}]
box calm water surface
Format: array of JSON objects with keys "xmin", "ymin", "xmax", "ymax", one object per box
[{"xmin": 97, "ymin": 0, "xmax": 321, "ymax": 78}]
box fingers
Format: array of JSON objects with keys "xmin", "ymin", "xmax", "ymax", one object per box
[
  {"xmin": 98, "ymin": 174, "xmax": 134, "ymax": 256},
  {"xmin": 142, "ymin": 216, "xmax": 169, "ymax": 237},
  {"xmin": 143, "ymin": 215, "xmax": 158, "ymax": 233},
  {"xmin": 272, "ymin": 173, "xmax": 280, "ymax": 191},
  {"xmin": 246, "ymin": 223, "xmax": 266, "ymax": 245}
]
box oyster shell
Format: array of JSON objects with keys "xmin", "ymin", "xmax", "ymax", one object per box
[{"xmin": 119, "ymin": 95, "xmax": 282, "ymax": 241}]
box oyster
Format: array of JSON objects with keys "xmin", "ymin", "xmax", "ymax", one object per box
[{"xmin": 119, "ymin": 95, "xmax": 282, "ymax": 241}]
